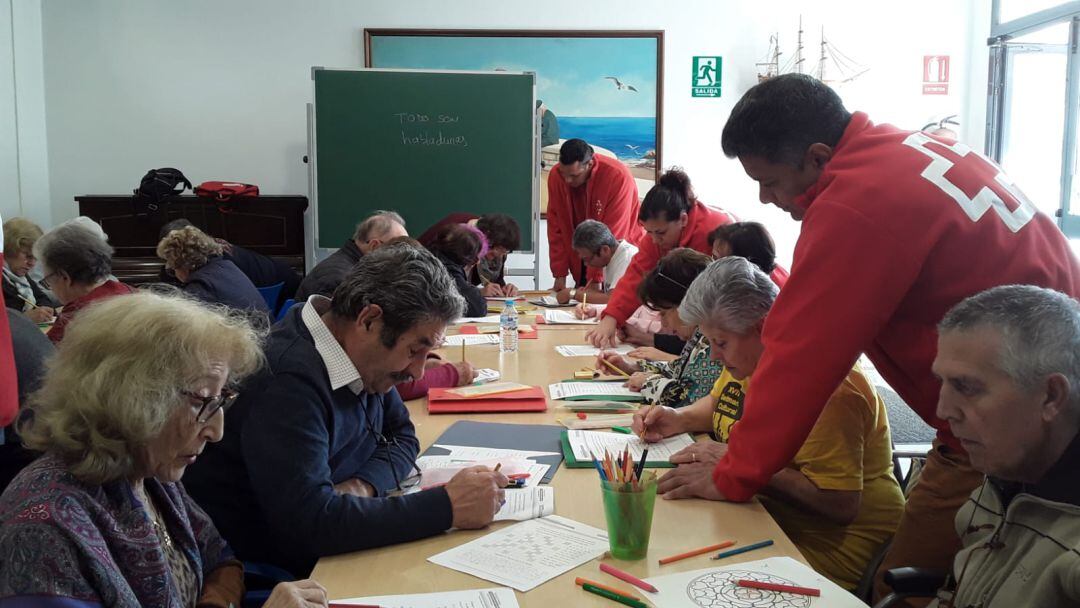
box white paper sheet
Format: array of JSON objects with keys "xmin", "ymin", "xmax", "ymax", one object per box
[
  {"xmin": 495, "ymin": 485, "xmax": 554, "ymax": 521},
  {"xmin": 431, "ymin": 445, "xmax": 561, "ymax": 459},
  {"xmin": 331, "ymin": 587, "xmax": 519, "ymax": 608},
  {"xmin": 543, "ymin": 309, "xmax": 598, "ymax": 324},
  {"xmin": 557, "ymin": 413, "xmax": 636, "ymax": 430},
  {"xmin": 548, "ymin": 382, "xmax": 641, "ymax": 400},
  {"xmin": 474, "ymin": 368, "xmax": 501, "ymax": 383},
  {"xmin": 443, "ymin": 334, "xmax": 500, "ymax": 346},
  {"xmin": 554, "ymin": 344, "xmax": 635, "ymax": 357},
  {"xmin": 452, "ymin": 314, "xmax": 503, "ymax": 324},
  {"xmin": 643, "ymin": 557, "xmax": 866, "ymax": 607},
  {"xmin": 410, "ymin": 456, "xmax": 550, "ymax": 490},
  {"xmin": 566, "ymin": 429, "xmax": 695, "ymax": 463},
  {"xmin": 428, "ymin": 515, "xmax": 609, "ymax": 592}
]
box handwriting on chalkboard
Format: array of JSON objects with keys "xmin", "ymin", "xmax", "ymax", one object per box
[{"xmin": 396, "ymin": 112, "xmax": 469, "ymax": 148}]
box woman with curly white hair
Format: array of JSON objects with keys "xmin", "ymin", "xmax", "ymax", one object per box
[
  {"xmin": 157, "ymin": 225, "xmax": 269, "ymax": 319},
  {"xmin": 0, "ymin": 292, "xmax": 326, "ymax": 608}
]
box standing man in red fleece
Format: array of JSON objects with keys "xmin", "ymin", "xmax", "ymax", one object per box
[
  {"xmin": 658, "ymin": 73, "xmax": 1080, "ymax": 603},
  {"xmin": 547, "ymin": 139, "xmax": 644, "ymax": 291},
  {"xmin": 0, "ymin": 213, "xmax": 18, "ymax": 428}
]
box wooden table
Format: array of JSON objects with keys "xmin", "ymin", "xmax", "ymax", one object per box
[{"xmin": 312, "ymin": 325, "xmax": 805, "ymax": 604}]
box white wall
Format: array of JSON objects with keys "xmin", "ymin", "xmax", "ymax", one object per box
[
  {"xmin": 29, "ymin": 0, "xmax": 986, "ymax": 279},
  {"xmin": 0, "ymin": 0, "xmax": 50, "ymax": 227}
]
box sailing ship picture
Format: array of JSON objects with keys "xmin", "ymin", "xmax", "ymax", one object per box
[{"xmin": 757, "ymin": 17, "xmax": 869, "ymax": 84}]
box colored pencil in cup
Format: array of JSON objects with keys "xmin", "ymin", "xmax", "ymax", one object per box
[
  {"xmin": 658, "ymin": 540, "xmax": 735, "ymax": 565},
  {"xmin": 712, "ymin": 539, "xmax": 774, "ymax": 560},
  {"xmin": 737, "ymin": 579, "xmax": 821, "ymax": 597},
  {"xmin": 599, "ymin": 562, "xmax": 657, "ymax": 593}
]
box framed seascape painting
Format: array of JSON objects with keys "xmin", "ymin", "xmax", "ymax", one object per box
[{"xmin": 365, "ymin": 29, "xmax": 664, "ymax": 193}]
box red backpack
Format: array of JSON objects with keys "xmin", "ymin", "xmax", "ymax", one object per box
[{"xmin": 195, "ymin": 181, "xmax": 260, "ymax": 202}]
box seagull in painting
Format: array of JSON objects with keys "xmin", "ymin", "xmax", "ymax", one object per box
[
  {"xmin": 625, "ymin": 144, "xmax": 640, "ymax": 153},
  {"xmin": 604, "ymin": 76, "xmax": 638, "ymax": 92}
]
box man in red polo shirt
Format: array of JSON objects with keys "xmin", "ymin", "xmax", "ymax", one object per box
[
  {"xmin": 547, "ymin": 139, "xmax": 644, "ymax": 290},
  {"xmin": 656, "ymin": 74, "xmax": 1080, "ymax": 603}
]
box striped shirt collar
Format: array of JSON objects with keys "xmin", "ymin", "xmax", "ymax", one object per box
[{"xmin": 302, "ymin": 295, "xmax": 365, "ymax": 395}]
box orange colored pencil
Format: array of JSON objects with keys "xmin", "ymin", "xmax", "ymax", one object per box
[
  {"xmin": 658, "ymin": 540, "xmax": 737, "ymax": 565},
  {"xmin": 574, "ymin": 577, "xmax": 640, "ymax": 600}
]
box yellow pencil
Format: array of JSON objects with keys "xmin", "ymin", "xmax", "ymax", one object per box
[
  {"xmin": 599, "ymin": 356, "xmax": 631, "ymax": 378},
  {"xmin": 462, "ymin": 341, "xmax": 466, "ymax": 363}
]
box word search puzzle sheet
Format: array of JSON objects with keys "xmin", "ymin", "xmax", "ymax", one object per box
[{"xmin": 428, "ymin": 515, "xmax": 609, "ymax": 592}]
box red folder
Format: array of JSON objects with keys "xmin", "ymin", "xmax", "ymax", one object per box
[
  {"xmin": 427, "ymin": 386, "xmax": 548, "ymax": 414},
  {"xmin": 458, "ymin": 325, "xmax": 538, "ymax": 339}
]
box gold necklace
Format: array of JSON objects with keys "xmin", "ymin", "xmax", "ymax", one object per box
[{"xmin": 135, "ymin": 483, "xmax": 173, "ymax": 548}]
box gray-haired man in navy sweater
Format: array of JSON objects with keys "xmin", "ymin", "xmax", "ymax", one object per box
[{"xmin": 186, "ymin": 243, "xmax": 507, "ymax": 575}]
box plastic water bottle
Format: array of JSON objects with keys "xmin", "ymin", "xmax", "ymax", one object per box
[{"xmin": 500, "ymin": 298, "xmax": 519, "ymax": 353}]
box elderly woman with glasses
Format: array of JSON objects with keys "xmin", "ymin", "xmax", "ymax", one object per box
[
  {"xmin": 2, "ymin": 217, "xmax": 59, "ymax": 323},
  {"xmin": 596, "ymin": 248, "xmax": 723, "ymax": 409},
  {"xmin": 630, "ymin": 257, "xmax": 904, "ymax": 590},
  {"xmin": 33, "ymin": 216, "xmax": 134, "ymax": 343},
  {"xmin": 0, "ymin": 292, "xmax": 329, "ymax": 608},
  {"xmin": 156, "ymin": 225, "xmax": 270, "ymax": 319}
]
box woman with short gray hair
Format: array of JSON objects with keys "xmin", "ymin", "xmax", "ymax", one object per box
[
  {"xmin": 33, "ymin": 216, "xmax": 133, "ymax": 343},
  {"xmin": 0, "ymin": 292, "xmax": 329, "ymax": 608},
  {"xmin": 632, "ymin": 256, "xmax": 905, "ymax": 591}
]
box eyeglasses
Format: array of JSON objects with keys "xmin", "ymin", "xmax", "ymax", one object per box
[
  {"xmin": 364, "ymin": 415, "xmax": 421, "ymax": 492},
  {"xmin": 182, "ymin": 388, "xmax": 239, "ymax": 423},
  {"xmin": 40, "ymin": 272, "xmax": 59, "ymax": 290}
]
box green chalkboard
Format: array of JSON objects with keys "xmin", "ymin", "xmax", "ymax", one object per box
[{"xmin": 312, "ymin": 68, "xmax": 536, "ymax": 250}]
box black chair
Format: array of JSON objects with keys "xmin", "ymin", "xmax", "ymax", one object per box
[{"xmin": 872, "ymin": 567, "xmax": 949, "ymax": 607}]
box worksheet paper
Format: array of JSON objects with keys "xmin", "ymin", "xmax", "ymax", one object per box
[
  {"xmin": 495, "ymin": 485, "xmax": 554, "ymax": 521},
  {"xmin": 452, "ymin": 314, "xmax": 503, "ymax": 324},
  {"xmin": 411, "ymin": 456, "xmax": 550, "ymax": 489},
  {"xmin": 331, "ymin": 587, "xmax": 519, "ymax": 608},
  {"xmin": 443, "ymin": 334, "xmax": 500, "ymax": 346},
  {"xmin": 566, "ymin": 429, "xmax": 696, "ymax": 463},
  {"xmin": 428, "ymin": 515, "xmax": 610, "ymax": 592},
  {"xmin": 431, "ymin": 445, "xmax": 560, "ymax": 460},
  {"xmin": 554, "ymin": 344, "xmax": 635, "ymax": 357},
  {"xmin": 548, "ymin": 382, "xmax": 641, "ymax": 400},
  {"xmin": 643, "ymin": 557, "xmax": 865, "ymax": 608},
  {"xmin": 543, "ymin": 309, "xmax": 598, "ymax": 324}
]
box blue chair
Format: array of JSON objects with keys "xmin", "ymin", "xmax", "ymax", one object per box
[
  {"xmin": 256, "ymin": 282, "xmax": 284, "ymax": 313},
  {"xmin": 274, "ymin": 298, "xmax": 296, "ymax": 323}
]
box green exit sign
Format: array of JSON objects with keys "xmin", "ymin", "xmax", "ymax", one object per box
[{"xmin": 692, "ymin": 56, "xmax": 722, "ymax": 98}]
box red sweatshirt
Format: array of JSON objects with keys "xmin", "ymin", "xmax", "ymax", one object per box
[
  {"xmin": 601, "ymin": 201, "xmax": 735, "ymax": 325},
  {"xmin": 714, "ymin": 112, "xmax": 1080, "ymax": 501},
  {"xmin": 547, "ymin": 154, "xmax": 644, "ymax": 285},
  {"xmin": 47, "ymin": 280, "xmax": 135, "ymax": 344},
  {"xmin": 0, "ymin": 222, "xmax": 17, "ymax": 425}
]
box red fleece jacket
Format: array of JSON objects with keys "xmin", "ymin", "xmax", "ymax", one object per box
[
  {"xmin": 713, "ymin": 112, "xmax": 1080, "ymax": 501},
  {"xmin": 601, "ymin": 201, "xmax": 735, "ymax": 325},
  {"xmin": 547, "ymin": 154, "xmax": 644, "ymax": 285}
]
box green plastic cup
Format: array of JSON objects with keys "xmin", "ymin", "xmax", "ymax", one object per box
[{"xmin": 600, "ymin": 474, "xmax": 658, "ymax": 560}]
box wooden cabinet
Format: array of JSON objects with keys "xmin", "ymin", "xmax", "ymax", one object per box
[{"xmin": 76, "ymin": 195, "xmax": 308, "ymax": 284}]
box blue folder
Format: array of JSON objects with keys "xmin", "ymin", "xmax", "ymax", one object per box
[{"xmin": 421, "ymin": 420, "xmax": 564, "ymax": 483}]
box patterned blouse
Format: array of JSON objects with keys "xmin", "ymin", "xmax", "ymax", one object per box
[
  {"xmin": 0, "ymin": 454, "xmax": 238, "ymax": 607},
  {"xmin": 638, "ymin": 329, "xmax": 724, "ymax": 408}
]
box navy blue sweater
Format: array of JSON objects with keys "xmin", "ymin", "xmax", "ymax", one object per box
[
  {"xmin": 184, "ymin": 256, "xmax": 270, "ymax": 317},
  {"xmin": 184, "ymin": 306, "xmax": 453, "ymax": 575}
]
